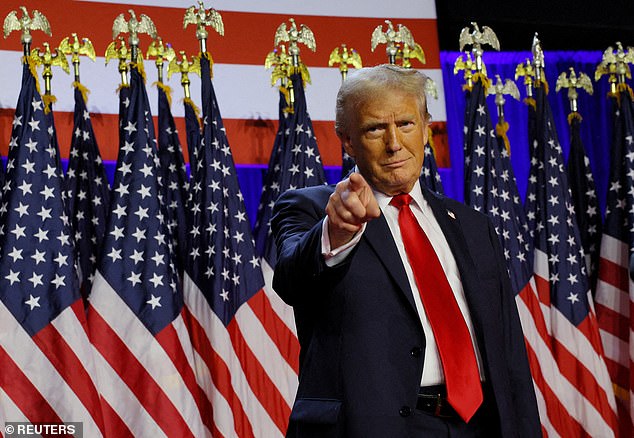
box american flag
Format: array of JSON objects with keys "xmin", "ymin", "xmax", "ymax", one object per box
[
  {"xmin": 254, "ymin": 90, "xmax": 291, "ymax": 263},
  {"xmin": 595, "ymin": 86, "xmax": 634, "ymax": 438},
  {"xmin": 0, "ymin": 63, "xmax": 104, "ymax": 435},
  {"xmin": 182, "ymin": 54, "xmax": 297, "ymax": 437},
  {"xmin": 526, "ymin": 83, "xmax": 618, "ymax": 436},
  {"xmin": 421, "ymin": 142, "xmax": 444, "ymax": 193},
  {"xmin": 87, "ymin": 66, "xmax": 209, "ymax": 437},
  {"xmin": 156, "ymin": 84, "xmax": 189, "ymax": 275},
  {"xmin": 64, "ymin": 85, "xmax": 111, "ymax": 302},
  {"xmin": 566, "ymin": 114, "xmax": 602, "ymax": 291},
  {"xmin": 183, "ymin": 97, "xmax": 202, "ymax": 183},
  {"xmin": 463, "ymin": 75, "xmax": 572, "ymax": 436},
  {"xmin": 341, "ymin": 144, "xmax": 356, "ymax": 177}
]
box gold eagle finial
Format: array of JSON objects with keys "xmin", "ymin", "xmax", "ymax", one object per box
[
  {"xmin": 595, "ymin": 42, "xmax": 634, "ymax": 95},
  {"xmin": 4, "ymin": 7, "xmax": 51, "ymax": 57},
  {"xmin": 146, "ymin": 37, "xmax": 176, "ymax": 83},
  {"xmin": 371, "ymin": 20, "xmax": 415, "ymax": 64},
  {"xmin": 168, "ymin": 51, "xmax": 201, "ymax": 99},
  {"xmin": 488, "ymin": 74, "xmax": 520, "ymax": 119},
  {"xmin": 328, "ymin": 44, "xmax": 362, "ymax": 81},
  {"xmin": 183, "ymin": 1, "xmax": 224, "ymax": 53},
  {"xmin": 30, "ymin": 41, "xmax": 70, "ymax": 96},
  {"xmin": 59, "ymin": 33, "xmax": 96, "ymax": 82},
  {"xmin": 458, "ymin": 22, "xmax": 499, "ymax": 75},
  {"xmin": 112, "ymin": 9, "xmax": 157, "ymax": 62},
  {"xmin": 556, "ymin": 67, "xmax": 593, "ymax": 113}
]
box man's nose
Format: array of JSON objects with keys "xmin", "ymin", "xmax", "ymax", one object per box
[{"xmin": 385, "ymin": 124, "xmax": 402, "ymax": 152}]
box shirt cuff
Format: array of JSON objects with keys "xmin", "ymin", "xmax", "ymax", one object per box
[{"xmin": 321, "ymin": 217, "xmax": 366, "ymax": 267}]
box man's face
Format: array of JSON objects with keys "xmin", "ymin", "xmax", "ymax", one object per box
[{"xmin": 340, "ymin": 89, "xmax": 428, "ymax": 196}]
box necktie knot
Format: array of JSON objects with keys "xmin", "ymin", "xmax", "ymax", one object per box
[{"xmin": 390, "ymin": 193, "xmax": 412, "ymax": 209}]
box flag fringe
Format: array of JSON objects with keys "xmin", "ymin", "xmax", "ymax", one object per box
[
  {"xmin": 72, "ymin": 81, "xmax": 91, "ymax": 105},
  {"xmin": 472, "ymin": 72, "xmax": 492, "ymax": 94},
  {"xmin": 154, "ymin": 82, "xmax": 173, "ymax": 107},
  {"xmin": 567, "ymin": 112, "xmax": 582, "ymax": 125},
  {"xmin": 183, "ymin": 97, "xmax": 201, "ymax": 122},
  {"xmin": 496, "ymin": 120, "xmax": 511, "ymax": 155},
  {"xmin": 42, "ymin": 94, "xmax": 57, "ymax": 114},
  {"xmin": 608, "ymin": 83, "xmax": 634, "ymax": 105},
  {"xmin": 427, "ymin": 125, "xmax": 436, "ymax": 154},
  {"xmin": 524, "ymin": 97, "xmax": 536, "ymax": 110},
  {"xmin": 201, "ymin": 52, "xmax": 214, "ymax": 78}
]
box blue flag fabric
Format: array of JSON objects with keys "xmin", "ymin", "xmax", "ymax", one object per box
[
  {"xmin": 253, "ymin": 73, "xmax": 326, "ymax": 267},
  {"xmin": 185, "ymin": 54, "xmax": 264, "ymax": 325},
  {"xmin": 566, "ymin": 115, "xmax": 602, "ymax": 289},
  {"xmin": 157, "ymin": 85, "xmax": 189, "ymax": 275},
  {"xmin": 421, "ymin": 142, "xmax": 444, "ymax": 194},
  {"xmin": 0, "ymin": 63, "xmax": 79, "ymax": 334},
  {"xmin": 64, "ymin": 86, "xmax": 111, "ymax": 301},
  {"xmin": 253, "ymin": 91, "xmax": 291, "ymax": 263},
  {"xmin": 95, "ymin": 67, "xmax": 182, "ymax": 334}
]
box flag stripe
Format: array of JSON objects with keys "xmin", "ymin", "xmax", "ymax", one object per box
[
  {"xmin": 517, "ymin": 281, "xmax": 586, "ymax": 437},
  {"xmin": 0, "ymin": 386, "xmax": 29, "ymax": 426},
  {"xmin": 154, "ymin": 320, "xmax": 214, "ymax": 432},
  {"xmin": 247, "ymin": 289, "xmax": 300, "ymax": 373},
  {"xmin": 33, "ymin": 303, "xmax": 104, "ymax": 435},
  {"xmin": 0, "ymin": 346, "xmax": 63, "ymax": 425},
  {"xmin": 0, "ymin": 302, "xmax": 101, "ymax": 434},
  {"xmin": 598, "ymin": 256, "xmax": 630, "ymax": 292},
  {"xmin": 183, "ymin": 304, "xmax": 256, "ymax": 438},
  {"xmin": 262, "ymin": 260, "xmax": 298, "ymax": 338},
  {"xmin": 88, "ymin": 304, "xmax": 195, "ymax": 437}
]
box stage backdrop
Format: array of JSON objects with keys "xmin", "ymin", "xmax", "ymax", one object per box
[{"xmin": 0, "ymin": 0, "xmax": 446, "ymax": 208}]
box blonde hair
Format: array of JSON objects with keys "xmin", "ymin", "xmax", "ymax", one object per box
[{"xmin": 335, "ymin": 64, "xmax": 431, "ymax": 135}]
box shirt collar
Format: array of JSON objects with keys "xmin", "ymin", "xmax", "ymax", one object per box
[{"xmin": 374, "ymin": 179, "xmax": 426, "ymax": 212}]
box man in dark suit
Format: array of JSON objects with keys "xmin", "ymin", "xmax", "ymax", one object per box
[{"xmin": 272, "ymin": 64, "xmax": 540, "ymax": 437}]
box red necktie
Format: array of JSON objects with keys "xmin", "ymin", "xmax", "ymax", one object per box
[{"xmin": 390, "ymin": 193, "xmax": 483, "ymax": 422}]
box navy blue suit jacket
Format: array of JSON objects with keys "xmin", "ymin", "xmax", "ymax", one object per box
[{"xmin": 272, "ymin": 181, "xmax": 540, "ymax": 437}]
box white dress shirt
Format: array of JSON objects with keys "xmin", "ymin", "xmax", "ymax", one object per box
[{"xmin": 322, "ymin": 180, "xmax": 485, "ymax": 385}]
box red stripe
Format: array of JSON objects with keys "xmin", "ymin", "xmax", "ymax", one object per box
[
  {"xmin": 0, "ymin": 346, "xmax": 63, "ymax": 426},
  {"xmin": 247, "ymin": 289, "xmax": 300, "ymax": 373},
  {"xmin": 88, "ymin": 305, "xmax": 195, "ymax": 437},
  {"xmin": 227, "ymin": 318, "xmax": 291, "ymax": 435},
  {"xmin": 597, "ymin": 256, "xmax": 629, "ymax": 291},
  {"xmin": 0, "ymin": 109, "xmax": 449, "ymax": 167},
  {"xmin": 183, "ymin": 306, "xmax": 255, "ymax": 438},
  {"xmin": 31, "ymin": 301, "xmax": 105, "ymax": 435},
  {"xmin": 523, "ymin": 342, "xmax": 588, "ymax": 438},
  {"xmin": 595, "ymin": 301, "xmax": 630, "ymax": 342},
  {"xmin": 99, "ymin": 398, "xmax": 134, "ymax": 438},
  {"xmin": 533, "ymin": 272, "xmax": 551, "ymax": 308},
  {"xmin": 0, "ymin": 1, "xmax": 440, "ymax": 68},
  {"xmin": 518, "ymin": 281, "xmax": 553, "ymax": 346},
  {"xmin": 154, "ymin": 314, "xmax": 214, "ymax": 433}
]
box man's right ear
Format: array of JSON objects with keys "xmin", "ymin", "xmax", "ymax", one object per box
[{"xmin": 338, "ymin": 132, "xmax": 355, "ymax": 159}]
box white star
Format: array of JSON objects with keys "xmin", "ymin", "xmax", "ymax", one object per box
[
  {"xmin": 14, "ymin": 202, "xmax": 29, "ymax": 217},
  {"xmin": 111, "ymin": 225, "xmax": 125, "ymax": 240},
  {"xmin": 31, "ymin": 249, "xmax": 46, "ymax": 265},
  {"xmin": 151, "ymin": 251, "xmax": 165, "ymax": 266},
  {"xmin": 146, "ymin": 294, "xmax": 162, "ymax": 309},
  {"xmin": 130, "ymin": 249, "xmax": 144, "ymax": 265},
  {"xmin": 108, "ymin": 247, "xmax": 123, "ymax": 262},
  {"xmin": 149, "ymin": 273, "xmax": 164, "ymax": 288},
  {"xmin": 25, "ymin": 294, "xmax": 41, "ymax": 310},
  {"xmin": 140, "ymin": 164, "xmax": 153, "ymax": 177},
  {"xmin": 112, "ymin": 203, "xmax": 127, "ymax": 219},
  {"xmin": 135, "ymin": 206, "xmax": 149, "ymax": 221},
  {"xmin": 37, "ymin": 206, "xmax": 52, "ymax": 221},
  {"xmin": 28, "ymin": 272, "xmax": 44, "ymax": 288},
  {"xmin": 51, "ymin": 274, "xmax": 65, "ymax": 289},
  {"xmin": 132, "ymin": 227, "xmax": 146, "ymax": 242},
  {"xmin": 567, "ymin": 292, "xmax": 579, "ymax": 304},
  {"xmin": 127, "ymin": 271, "xmax": 142, "ymax": 287},
  {"xmin": 28, "ymin": 117, "xmax": 40, "ymax": 131},
  {"xmin": 54, "ymin": 252, "xmax": 68, "ymax": 267},
  {"xmin": 8, "ymin": 247, "xmax": 23, "ymax": 262},
  {"xmin": 123, "ymin": 121, "xmax": 137, "ymax": 135},
  {"xmin": 34, "ymin": 228, "xmax": 49, "ymax": 242},
  {"xmin": 5, "ymin": 270, "xmax": 20, "ymax": 285},
  {"xmin": 137, "ymin": 185, "xmax": 152, "ymax": 199},
  {"xmin": 22, "ymin": 159, "xmax": 36, "ymax": 174}
]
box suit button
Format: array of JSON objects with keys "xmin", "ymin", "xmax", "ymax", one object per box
[
  {"xmin": 410, "ymin": 347, "xmax": 421, "ymax": 357},
  {"xmin": 399, "ymin": 406, "xmax": 412, "ymax": 417}
]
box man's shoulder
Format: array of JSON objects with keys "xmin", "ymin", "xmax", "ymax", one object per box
[{"xmin": 423, "ymin": 188, "xmax": 491, "ymax": 225}]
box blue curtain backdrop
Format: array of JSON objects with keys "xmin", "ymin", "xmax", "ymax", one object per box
[
  {"xmin": 441, "ymin": 50, "xmax": 611, "ymax": 212},
  {"xmin": 94, "ymin": 50, "xmax": 613, "ymax": 226}
]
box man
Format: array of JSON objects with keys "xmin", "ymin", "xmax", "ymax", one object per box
[{"xmin": 272, "ymin": 64, "xmax": 540, "ymax": 437}]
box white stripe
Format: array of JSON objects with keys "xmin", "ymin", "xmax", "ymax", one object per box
[
  {"xmin": 599, "ymin": 328, "xmax": 629, "ymax": 367},
  {"xmin": 262, "ymin": 259, "xmax": 298, "ymax": 336},
  {"xmin": 516, "ymin": 289, "xmax": 566, "ymax": 436},
  {"xmin": 183, "ymin": 273, "xmax": 282, "ymax": 438},
  {"xmin": 530, "ymin": 380, "xmax": 559, "ymax": 438},
  {"xmin": 533, "ymin": 247, "xmax": 550, "ymax": 281},
  {"xmin": 76, "ymin": 0, "xmax": 438, "ymax": 19},
  {"xmin": 0, "ymin": 301, "xmax": 102, "ymax": 435},
  {"xmin": 237, "ymin": 296, "xmax": 297, "ymax": 406},
  {"xmin": 89, "ymin": 271, "xmax": 207, "ymax": 437},
  {"xmin": 598, "ymin": 234, "xmax": 628, "ymax": 265},
  {"xmin": 0, "ymin": 51, "xmax": 447, "ymax": 123},
  {"xmin": 89, "ymin": 337, "xmax": 166, "ymax": 438},
  {"xmin": 516, "ymin": 292, "xmax": 615, "ymax": 437},
  {"xmin": 0, "ymin": 386, "xmax": 29, "ymax": 424},
  {"xmin": 594, "ymin": 278, "xmax": 629, "ymax": 315}
]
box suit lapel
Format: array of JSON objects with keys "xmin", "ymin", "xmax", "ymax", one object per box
[{"xmin": 362, "ymin": 213, "xmax": 419, "ymax": 317}]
